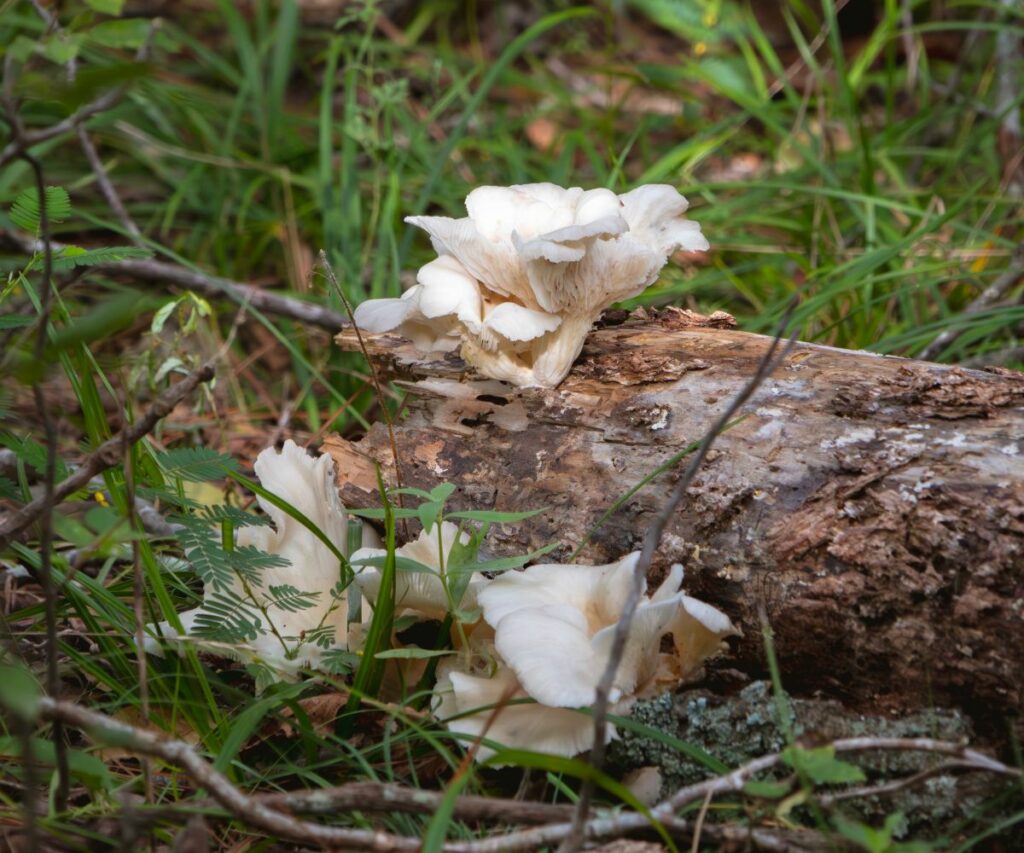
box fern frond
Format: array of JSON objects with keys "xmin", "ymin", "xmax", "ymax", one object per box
[
  {"xmin": 136, "ymin": 485, "xmax": 203, "ymax": 511},
  {"xmin": 10, "ymin": 186, "xmax": 71, "ymax": 235},
  {"xmin": 51, "ymin": 245, "xmax": 153, "ymax": 271},
  {"xmin": 302, "ymin": 625, "xmax": 337, "ymax": 649},
  {"xmin": 320, "ymin": 648, "xmax": 359, "ymax": 674},
  {"xmin": 0, "ymin": 433, "xmax": 69, "ymax": 481},
  {"xmin": 191, "ymin": 592, "xmax": 262, "ymax": 643},
  {"xmin": 198, "ymin": 504, "xmax": 272, "ymax": 527},
  {"xmin": 230, "ymin": 546, "xmax": 290, "ymax": 586},
  {"xmin": 175, "ymin": 518, "xmax": 235, "ymax": 593},
  {"xmin": 266, "ymin": 584, "xmax": 320, "ymax": 613},
  {"xmin": 0, "ymin": 475, "xmax": 18, "ymax": 501},
  {"xmin": 156, "ymin": 447, "xmax": 238, "ymax": 482},
  {"xmin": 174, "ymin": 515, "xmax": 289, "ymax": 591}
]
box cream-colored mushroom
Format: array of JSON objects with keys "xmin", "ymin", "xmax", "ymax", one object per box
[
  {"xmin": 353, "ymin": 183, "xmax": 708, "ymax": 388},
  {"xmin": 147, "ymin": 440, "xmax": 374, "ymax": 681},
  {"xmin": 350, "ymin": 520, "xmax": 489, "ymax": 621},
  {"xmin": 469, "ymin": 553, "xmax": 736, "ymax": 753},
  {"xmin": 431, "ymin": 641, "xmax": 607, "ymax": 764}
]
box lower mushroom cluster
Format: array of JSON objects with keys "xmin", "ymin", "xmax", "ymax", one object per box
[
  {"xmin": 354, "ymin": 532, "xmax": 737, "ymax": 762},
  {"xmin": 148, "ymin": 441, "xmax": 736, "ymax": 762}
]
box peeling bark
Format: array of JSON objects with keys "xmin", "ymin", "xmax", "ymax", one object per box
[{"xmin": 327, "ymin": 311, "xmax": 1024, "ymax": 742}]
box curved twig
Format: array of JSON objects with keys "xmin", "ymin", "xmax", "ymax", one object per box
[
  {"xmin": 32, "ymin": 695, "xmax": 1020, "ymax": 852},
  {"xmin": 36, "ymin": 697, "xmax": 423, "ymax": 851},
  {"xmin": 0, "ymin": 231, "xmax": 350, "ymax": 333}
]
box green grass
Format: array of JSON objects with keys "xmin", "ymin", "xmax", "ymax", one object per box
[{"xmin": 1, "ymin": 0, "xmax": 1022, "ymax": 847}]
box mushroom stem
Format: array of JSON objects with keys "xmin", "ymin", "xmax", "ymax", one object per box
[{"xmin": 529, "ymin": 315, "xmax": 597, "ymax": 388}]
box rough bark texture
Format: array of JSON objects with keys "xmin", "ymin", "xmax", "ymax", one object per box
[{"xmin": 328, "ymin": 310, "xmax": 1024, "ymax": 743}]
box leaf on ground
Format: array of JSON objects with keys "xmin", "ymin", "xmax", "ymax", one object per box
[
  {"xmin": 260, "ymin": 691, "xmax": 350, "ymax": 738},
  {"xmin": 782, "ymin": 744, "xmax": 866, "ymax": 785}
]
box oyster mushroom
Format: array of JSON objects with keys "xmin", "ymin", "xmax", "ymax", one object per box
[
  {"xmin": 353, "ymin": 183, "xmax": 708, "ymax": 387},
  {"xmin": 432, "ymin": 553, "xmax": 736, "ymax": 761},
  {"xmin": 351, "ymin": 520, "xmax": 490, "ymax": 621},
  {"xmin": 431, "ymin": 641, "xmax": 605, "ymax": 764}
]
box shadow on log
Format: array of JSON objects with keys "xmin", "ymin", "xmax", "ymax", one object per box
[{"xmin": 327, "ymin": 309, "xmax": 1024, "ymax": 745}]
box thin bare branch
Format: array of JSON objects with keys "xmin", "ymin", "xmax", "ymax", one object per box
[
  {"xmin": 318, "ymin": 251, "xmax": 409, "ymax": 539},
  {"xmin": 767, "ymin": 0, "xmax": 852, "ymax": 98},
  {"xmin": 0, "ymin": 87, "xmax": 127, "ymax": 170},
  {"xmin": 114, "ymin": 256, "xmax": 349, "ymax": 331},
  {"xmin": 0, "ymin": 230, "xmax": 349, "ymax": 332},
  {"xmin": 122, "ymin": 405, "xmax": 152, "ymax": 807},
  {"xmin": 36, "ymin": 697, "xmax": 424, "ymax": 852},
  {"xmin": 0, "ymin": 359, "xmax": 217, "ymax": 549},
  {"xmin": 156, "ymin": 781, "xmax": 576, "ymax": 826},
  {"xmin": 453, "ymin": 737, "xmax": 1019, "ymax": 853},
  {"xmin": 818, "ymin": 760, "xmax": 974, "ymax": 807},
  {"xmin": 919, "ymin": 242, "xmax": 1024, "ymax": 361},
  {"xmin": 995, "ymin": 0, "xmax": 1023, "ymax": 190},
  {"xmin": 559, "ymin": 303, "xmax": 799, "ymax": 853},
  {"xmin": 138, "ymin": 787, "xmax": 823, "ymax": 852},
  {"xmin": 29, "ymin": 694, "xmax": 1020, "ymax": 853},
  {"xmin": 76, "ymin": 125, "xmax": 144, "ymax": 243},
  {"xmin": 3, "ymin": 38, "xmax": 70, "ymax": 809}
]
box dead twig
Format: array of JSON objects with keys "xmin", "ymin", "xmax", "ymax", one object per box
[
  {"xmin": 995, "ymin": 0, "xmax": 1023, "ymax": 190},
  {"xmin": 0, "ymin": 359, "xmax": 216, "ymax": 549},
  {"xmin": 36, "ymin": 697, "xmax": 424, "ymax": 852},
  {"xmin": 318, "ymin": 251, "xmax": 408, "ymax": 537},
  {"xmin": 3, "ymin": 42, "xmax": 70, "ymax": 811},
  {"xmin": 0, "ymin": 86, "xmax": 129, "ymax": 170},
  {"xmin": 122, "ymin": 401, "xmax": 152, "ymax": 808},
  {"xmin": 559, "ymin": 302, "xmax": 799, "ymax": 853},
  {"xmin": 0, "ymin": 230, "xmax": 349, "ymax": 332},
  {"xmin": 132, "ymin": 786, "xmax": 822, "ymax": 852},
  {"xmin": 767, "ymin": 0, "xmax": 852, "ymax": 98},
  {"xmin": 26, "ymin": 1, "xmax": 153, "ymax": 246},
  {"xmin": 818, "ymin": 759, "xmax": 976, "ymax": 807},
  {"xmin": 145, "ymin": 781, "xmax": 576, "ymax": 826},
  {"xmin": 28, "ymin": 695, "xmax": 1019, "ymax": 852},
  {"xmin": 456, "ymin": 737, "xmax": 1019, "ymax": 853},
  {"xmin": 919, "ymin": 242, "xmax": 1024, "ymax": 361},
  {"xmin": 76, "ymin": 124, "xmax": 144, "ymax": 243}
]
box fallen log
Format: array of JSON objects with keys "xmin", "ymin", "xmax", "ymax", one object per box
[{"xmin": 326, "ymin": 310, "xmax": 1024, "ymax": 742}]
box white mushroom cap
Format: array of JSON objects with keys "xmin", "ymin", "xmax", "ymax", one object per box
[
  {"xmin": 352, "ymin": 255, "xmax": 560, "ymax": 359},
  {"xmin": 351, "ymin": 520, "xmax": 488, "ymax": 621},
  {"xmin": 415, "ymin": 255, "xmax": 482, "ymax": 327},
  {"xmin": 478, "ymin": 552, "xmax": 640, "ymax": 631},
  {"xmin": 478, "ymin": 552, "xmax": 684, "ymax": 708},
  {"xmin": 408, "ymin": 184, "xmax": 626, "ymax": 310},
  {"xmin": 671, "ymin": 594, "xmax": 738, "ymax": 678},
  {"xmin": 237, "ymin": 441, "xmax": 351, "ymax": 600},
  {"xmin": 477, "ymin": 552, "xmax": 737, "ymax": 713},
  {"xmin": 351, "ymin": 285, "xmax": 460, "ymax": 354},
  {"xmin": 432, "ymin": 650, "xmax": 621, "ymax": 764},
  {"xmin": 368, "ymin": 182, "xmax": 708, "ymax": 387}
]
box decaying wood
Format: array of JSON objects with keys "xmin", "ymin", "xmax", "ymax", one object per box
[{"xmin": 328, "ymin": 310, "xmax": 1024, "ymax": 740}]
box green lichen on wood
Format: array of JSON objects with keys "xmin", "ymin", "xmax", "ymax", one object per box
[{"xmin": 608, "ymin": 681, "xmax": 1010, "ymax": 832}]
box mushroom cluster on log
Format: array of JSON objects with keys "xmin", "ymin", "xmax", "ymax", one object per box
[{"xmin": 326, "ymin": 309, "xmax": 1024, "ymax": 743}]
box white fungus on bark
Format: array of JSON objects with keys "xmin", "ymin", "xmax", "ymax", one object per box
[{"xmin": 353, "ymin": 183, "xmax": 708, "ymax": 387}]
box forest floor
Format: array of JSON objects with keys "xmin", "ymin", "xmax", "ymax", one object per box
[{"xmin": 1, "ymin": 0, "xmax": 1022, "ymax": 849}]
